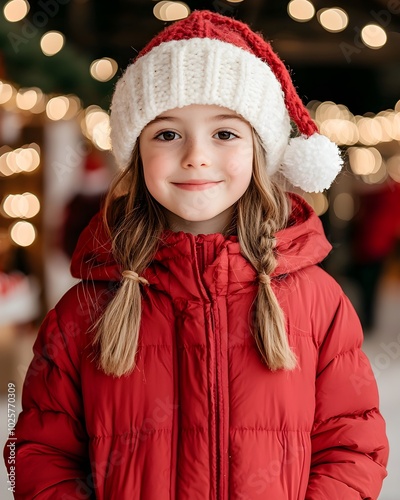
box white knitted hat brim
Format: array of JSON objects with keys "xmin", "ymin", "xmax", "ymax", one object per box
[{"xmin": 110, "ymin": 38, "xmax": 291, "ymax": 173}]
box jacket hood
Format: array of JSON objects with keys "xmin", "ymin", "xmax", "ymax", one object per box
[{"xmin": 70, "ymin": 193, "xmax": 332, "ymax": 284}]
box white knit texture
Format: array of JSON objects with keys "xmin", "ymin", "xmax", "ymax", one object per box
[
  {"xmin": 282, "ymin": 133, "xmax": 343, "ymax": 192},
  {"xmin": 110, "ymin": 38, "xmax": 291, "ymax": 172}
]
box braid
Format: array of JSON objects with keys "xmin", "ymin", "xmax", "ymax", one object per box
[
  {"xmin": 93, "ymin": 144, "xmax": 167, "ymax": 377},
  {"xmin": 237, "ymin": 129, "xmax": 297, "ymax": 371},
  {"xmin": 253, "ymin": 217, "xmax": 296, "ymax": 371},
  {"xmin": 258, "ymin": 218, "xmax": 278, "ymax": 276}
]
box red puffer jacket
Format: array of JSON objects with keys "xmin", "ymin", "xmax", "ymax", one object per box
[{"xmin": 4, "ymin": 194, "xmax": 388, "ymax": 499}]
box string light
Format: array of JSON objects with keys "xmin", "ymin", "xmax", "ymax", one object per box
[
  {"xmin": 64, "ymin": 95, "xmax": 82, "ymax": 119},
  {"xmin": 361, "ymin": 24, "xmax": 387, "ymax": 49},
  {"xmin": 30, "ymin": 92, "xmax": 47, "ymax": 114},
  {"xmin": 5, "ymin": 151, "xmax": 19, "ymax": 173},
  {"xmin": 317, "ymin": 8, "xmax": 348, "ymax": 33},
  {"xmin": 0, "ymin": 150, "xmax": 13, "ymax": 177},
  {"xmin": 386, "ymin": 156, "xmax": 400, "ymax": 183},
  {"xmin": 3, "ymin": 0, "xmax": 29, "ymax": 23},
  {"xmin": 26, "ymin": 145, "xmax": 41, "ymax": 172},
  {"xmin": 153, "ymin": 1, "xmax": 190, "ymax": 21},
  {"xmin": 388, "ymin": 112, "xmax": 400, "ymax": 140},
  {"xmin": 315, "ymin": 101, "xmax": 346, "ymax": 122},
  {"xmin": 287, "ymin": 0, "xmax": 315, "ymax": 22},
  {"xmin": 0, "ymin": 82, "xmax": 15, "ymax": 104},
  {"xmin": 81, "ymin": 107, "xmax": 112, "ymax": 151},
  {"xmin": 362, "ymin": 163, "xmax": 387, "ymax": 184},
  {"xmin": 46, "ymin": 96, "xmax": 70, "ymax": 120},
  {"xmin": 10, "ymin": 221, "xmax": 36, "ymax": 247},
  {"xmin": 15, "ymin": 88, "xmax": 44, "ymax": 111},
  {"xmin": 374, "ymin": 115, "xmax": 392, "ymax": 142},
  {"xmin": 301, "ymin": 192, "xmax": 329, "ymax": 216},
  {"xmin": 319, "ymin": 119, "xmax": 359, "ymax": 145},
  {"xmin": 357, "ymin": 116, "xmax": 383, "ymax": 145},
  {"xmin": 312, "ymin": 101, "xmax": 400, "ymax": 152},
  {"xmin": 2, "ymin": 193, "xmax": 40, "ymax": 219},
  {"xmin": 90, "ymin": 58, "xmax": 118, "ymax": 82},
  {"xmin": 348, "ymin": 147, "xmax": 382, "ymax": 176},
  {"xmin": 0, "ymin": 145, "xmax": 40, "ymax": 176},
  {"xmin": 40, "ymin": 31, "xmax": 65, "ymax": 56},
  {"xmin": 333, "ymin": 193, "xmax": 354, "ymax": 221}
]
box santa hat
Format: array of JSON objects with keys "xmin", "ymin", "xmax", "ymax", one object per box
[{"xmin": 110, "ymin": 10, "xmax": 342, "ymax": 193}]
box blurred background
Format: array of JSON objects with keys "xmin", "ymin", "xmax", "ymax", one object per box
[{"xmin": 0, "ymin": 0, "xmax": 399, "ymax": 498}]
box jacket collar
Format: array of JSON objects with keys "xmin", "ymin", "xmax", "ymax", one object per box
[{"xmin": 70, "ymin": 193, "xmax": 332, "ymax": 299}]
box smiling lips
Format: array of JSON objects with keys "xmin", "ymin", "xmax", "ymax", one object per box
[{"xmin": 172, "ymin": 180, "xmax": 223, "ymax": 191}]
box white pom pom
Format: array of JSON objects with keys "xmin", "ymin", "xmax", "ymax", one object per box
[{"xmin": 281, "ymin": 133, "xmax": 343, "ymax": 193}]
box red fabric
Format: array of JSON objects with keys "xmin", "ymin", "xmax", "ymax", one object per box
[
  {"xmin": 137, "ymin": 10, "xmax": 317, "ymax": 137},
  {"xmin": 352, "ymin": 181, "xmax": 400, "ymax": 262},
  {"xmin": 4, "ymin": 194, "xmax": 388, "ymax": 499}
]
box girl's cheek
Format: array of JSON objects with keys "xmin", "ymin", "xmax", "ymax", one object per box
[
  {"xmin": 237, "ymin": 141, "xmax": 254, "ymax": 158},
  {"xmin": 226, "ymin": 153, "xmax": 253, "ymax": 177}
]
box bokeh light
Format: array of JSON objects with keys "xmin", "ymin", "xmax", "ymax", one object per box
[
  {"xmin": 302, "ymin": 192, "xmax": 329, "ymax": 216},
  {"xmin": 317, "ymin": 8, "xmax": 348, "ymax": 33},
  {"xmin": 348, "ymin": 147, "xmax": 382, "ymax": 176},
  {"xmin": 287, "ymin": 0, "xmax": 315, "ymax": 22},
  {"xmin": 0, "ymin": 82, "xmax": 15, "ymax": 104},
  {"xmin": 10, "ymin": 221, "xmax": 36, "ymax": 247},
  {"xmin": 90, "ymin": 58, "xmax": 118, "ymax": 82},
  {"xmin": 361, "ymin": 24, "xmax": 387, "ymax": 49},
  {"xmin": 387, "ymin": 155, "xmax": 400, "ymax": 183},
  {"xmin": 153, "ymin": 1, "xmax": 190, "ymax": 21},
  {"xmin": 3, "ymin": 0, "xmax": 29, "ymax": 22},
  {"xmin": 16, "ymin": 88, "xmax": 43, "ymax": 111},
  {"xmin": 333, "ymin": 192, "xmax": 355, "ymax": 221},
  {"xmin": 40, "ymin": 31, "xmax": 65, "ymax": 56},
  {"xmin": 2, "ymin": 193, "xmax": 40, "ymax": 219},
  {"xmin": 46, "ymin": 96, "xmax": 70, "ymax": 120},
  {"xmin": 0, "ymin": 145, "xmax": 40, "ymax": 175},
  {"xmin": 82, "ymin": 107, "xmax": 112, "ymax": 151}
]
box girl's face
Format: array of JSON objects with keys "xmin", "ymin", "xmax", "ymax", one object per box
[{"xmin": 139, "ymin": 104, "xmax": 254, "ymax": 234}]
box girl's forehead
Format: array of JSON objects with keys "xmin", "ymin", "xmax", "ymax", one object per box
[
  {"xmin": 153, "ymin": 104, "xmax": 249, "ymax": 125},
  {"xmin": 157, "ymin": 104, "xmax": 242, "ymax": 118}
]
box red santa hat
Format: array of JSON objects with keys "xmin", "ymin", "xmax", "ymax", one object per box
[{"xmin": 110, "ymin": 10, "xmax": 343, "ymax": 193}]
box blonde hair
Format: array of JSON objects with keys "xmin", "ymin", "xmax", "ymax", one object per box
[{"xmin": 93, "ymin": 132, "xmax": 296, "ymax": 377}]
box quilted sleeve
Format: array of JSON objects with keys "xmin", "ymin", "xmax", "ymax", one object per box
[
  {"xmin": 306, "ymin": 292, "xmax": 389, "ymax": 500},
  {"xmin": 3, "ymin": 308, "xmax": 94, "ymax": 499}
]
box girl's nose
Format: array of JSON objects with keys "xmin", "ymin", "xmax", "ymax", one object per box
[{"xmin": 181, "ymin": 138, "xmax": 211, "ymax": 168}]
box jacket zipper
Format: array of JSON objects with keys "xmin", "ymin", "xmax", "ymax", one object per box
[
  {"xmin": 195, "ymin": 237, "xmax": 222, "ymax": 499},
  {"xmin": 210, "ymin": 304, "xmax": 220, "ymax": 500}
]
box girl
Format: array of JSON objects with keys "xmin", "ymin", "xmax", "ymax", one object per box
[{"xmin": 5, "ymin": 10, "xmax": 388, "ymax": 500}]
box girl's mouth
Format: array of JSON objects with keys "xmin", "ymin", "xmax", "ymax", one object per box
[{"xmin": 172, "ymin": 181, "xmax": 223, "ymax": 191}]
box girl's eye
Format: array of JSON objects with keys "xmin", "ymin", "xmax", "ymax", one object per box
[
  {"xmin": 155, "ymin": 131, "xmax": 180, "ymax": 141},
  {"xmin": 215, "ymin": 131, "xmax": 237, "ymax": 140}
]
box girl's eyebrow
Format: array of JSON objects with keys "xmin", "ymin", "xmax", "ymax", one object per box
[
  {"xmin": 211, "ymin": 114, "xmax": 247, "ymax": 123},
  {"xmin": 146, "ymin": 113, "xmax": 246, "ymax": 127},
  {"xmin": 146, "ymin": 116, "xmax": 176, "ymax": 127}
]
